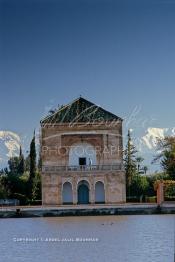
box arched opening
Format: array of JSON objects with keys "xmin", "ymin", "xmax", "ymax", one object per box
[
  {"xmin": 78, "ymin": 180, "xmax": 90, "ymax": 204},
  {"xmin": 69, "ymin": 142, "xmax": 96, "ymax": 167},
  {"xmin": 62, "ymin": 182, "xmax": 73, "ymax": 204},
  {"xmin": 95, "ymin": 181, "xmax": 105, "ymax": 204}
]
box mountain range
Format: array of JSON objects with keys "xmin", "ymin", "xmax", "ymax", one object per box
[{"xmin": 0, "ymin": 127, "xmax": 175, "ymax": 171}]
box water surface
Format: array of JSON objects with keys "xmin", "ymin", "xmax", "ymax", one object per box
[{"xmin": 0, "ymin": 215, "xmax": 174, "ymax": 262}]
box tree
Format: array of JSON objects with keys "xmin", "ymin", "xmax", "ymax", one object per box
[
  {"xmin": 0, "ymin": 175, "xmax": 9, "ymax": 198},
  {"xmin": 37, "ymin": 132, "xmax": 42, "ymax": 172},
  {"xmin": 32, "ymin": 172, "xmax": 41, "ymax": 200},
  {"xmin": 153, "ymin": 136, "xmax": 175, "ymax": 179},
  {"xmin": 18, "ymin": 146, "xmax": 25, "ymax": 175},
  {"xmin": 28, "ymin": 131, "xmax": 36, "ymax": 198},
  {"xmin": 136, "ymin": 156, "xmax": 144, "ymax": 173},
  {"xmin": 143, "ymin": 166, "xmax": 148, "ymax": 175},
  {"xmin": 124, "ymin": 130, "xmax": 137, "ymax": 196},
  {"xmin": 0, "ymin": 132, "xmax": 42, "ymax": 204},
  {"xmin": 130, "ymin": 175, "xmax": 149, "ymax": 199},
  {"xmin": 7, "ymin": 146, "xmax": 25, "ymax": 176},
  {"xmin": 24, "ymin": 154, "xmax": 30, "ymax": 172},
  {"xmin": 8, "ymin": 157, "xmax": 20, "ymax": 175}
]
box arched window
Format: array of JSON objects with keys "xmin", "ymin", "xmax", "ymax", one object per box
[
  {"xmin": 95, "ymin": 181, "xmax": 105, "ymax": 203},
  {"xmin": 62, "ymin": 182, "xmax": 73, "ymax": 204}
]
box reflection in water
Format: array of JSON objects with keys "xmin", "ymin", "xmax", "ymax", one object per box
[{"xmin": 0, "ymin": 215, "xmax": 174, "ymax": 262}]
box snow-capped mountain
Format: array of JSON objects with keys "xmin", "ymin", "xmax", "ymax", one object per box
[
  {"xmin": 0, "ymin": 127, "xmax": 175, "ymax": 171},
  {"xmin": 0, "ymin": 131, "xmax": 21, "ymax": 167},
  {"xmin": 130, "ymin": 127, "xmax": 175, "ymax": 172},
  {"xmin": 138, "ymin": 127, "xmax": 175, "ymax": 151}
]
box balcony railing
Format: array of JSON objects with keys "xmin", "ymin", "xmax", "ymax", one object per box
[{"xmin": 42, "ymin": 164, "xmax": 123, "ymax": 173}]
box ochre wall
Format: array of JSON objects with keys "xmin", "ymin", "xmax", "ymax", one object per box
[{"xmin": 41, "ymin": 121, "xmax": 126, "ymax": 205}]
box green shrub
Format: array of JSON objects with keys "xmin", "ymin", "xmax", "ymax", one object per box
[
  {"xmin": 126, "ymin": 196, "xmax": 140, "ymax": 203},
  {"xmin": 28, "ymin": 199, "xmax": 42, "ymax": 205},
  {"xmin": 13, "ymin": 193, "xmax": 28, "ymax": 205},
  {"xmin": 146, "ymin": 196, "xmax": 157, "ymax": 203}
]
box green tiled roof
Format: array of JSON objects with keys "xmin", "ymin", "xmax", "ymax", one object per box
[{"xmin": 41, "ymin": 97, "xmax": 122, "ymax": 124}]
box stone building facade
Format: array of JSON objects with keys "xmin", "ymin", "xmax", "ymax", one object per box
[{"xmin": 41, "ymin": 97, "xmax": 126, "ymax": 205}]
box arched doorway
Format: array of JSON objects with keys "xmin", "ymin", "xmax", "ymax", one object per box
[
  {"xmin": 62, "ymin": 182, "xmax": 73, "ymax": 204},
  {"xmin": 95, "ymin": 181, "xmax": 105, "ymax": 203},
  {"xmin": 78, "ymin": 180, "xmax": 89, "ymax": 204}
]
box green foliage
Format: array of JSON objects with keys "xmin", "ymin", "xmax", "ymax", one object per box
[
  {"xmin": 32, "ymin": 172, "xmax": 41, "ymax": 200},
  {"xmin": 124, "ymin": 130, "xmax": 137, "ymax": 196},
  {"xmin": 20, "ymin": 172, "xmax": 29, "ymax": 182},
  {"xmin": 146, "ymin": 196, "xmax": 157, "ymax": 203},
  {"xmin": 129, "ymin": 174, "xmax": 149, "ymax": 197},
  {"xmin": 37, "ymin": 143, "xmax": 42, "ymax": 172},
  {"xmin": 123, "ymin": 130, "xmax": 158, "ymax": 200},
  {"xmin": 18, "ymin": 146, "xmax": 25, "ymax": 175},
  {"xmin": 2, "ymin": 173, "xmax": 28, "ymax": 198},
  {"xmin": 7, "ymin": 147, "xmax": 25, "ymax": 176},
  {"xmin": 139, "ymin": 176, "xmax": 149, "ymax": 194},
  {"xmin": 0, "ymin": 176, "xmax": 8, "ymax": 198},
  {"xmin": 29, "ymin": 133, "xmax": 36, "ymax": 177},
  {"xmin": 165, "ymin": 184, "xmax": 175, "ymax": 197},
  {"xmin": 13, "ymin": 193, "xmax": 28, "ymax": 205},
  {"xmin": 0, "ymin": 132, "xmax": 41, "ymax": 205},
  {"xmin": 124, "ymin": 130, "xmax": 150, "ymax": 198},
  {"xmin": 8, "ymin": 157, "xmax": 20, "ymax": 175},
  {"xmin": 28, "ymin": 132, "xmax": 37, "ymax": 198},
  {"xmin": 153, "ymin": 136, "xmax": 175, "ymax": 179}
]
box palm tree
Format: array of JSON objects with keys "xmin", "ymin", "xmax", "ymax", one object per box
[
  {"xmin": 143, "ymin": 166, "xmax": 148, "ymax": 174},
  {"xmin": 136, "ymin": 156, "xmax": 144, "ymax": 173}
]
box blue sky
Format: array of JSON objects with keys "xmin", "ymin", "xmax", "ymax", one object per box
[{"xmin": 0, "ymin": 0, "xmax": 175, "ymax": 170}]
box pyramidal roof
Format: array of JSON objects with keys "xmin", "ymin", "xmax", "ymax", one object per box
[{"xmin": 41, "ymin": 97, "xmax": 122, "ymax": 124}]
